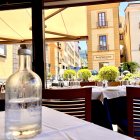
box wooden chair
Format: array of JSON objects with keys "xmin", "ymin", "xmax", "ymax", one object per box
[
  {"xmin": 103, "ymin": 96, "xmax": 127, "ymax": 132},
  {"xmin": 92, "ymin": 99, "xmax": 113, "ymax": 130},
  {"xmin": 42, "ymin": 87, "xmax": 92, "ymax": 122},
  {"xmin": 127, "ymin": 87, "xmax": 140, "ymax": 139},
  {"xmin": 0, "ymin": 99, "xmax": 5, "ymax": 111},
  {"xmin": 80, "ymin": 81, "xmax": 96, "ymax": 87}
]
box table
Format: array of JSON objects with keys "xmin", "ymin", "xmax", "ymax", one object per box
[
  {"xmin": 46, "ymin": 85, "xmax": 127, "ymax": 101},
  {"xmin": 90, "ymin": 86, "xmax": 126, "ymax": 101},
  {"xmin": 47, "ymin": 85, "xmax": 126, "ymax": 101},
  {"xmin": 0, "ymin": 106, "xmax": 135, "ymax": 140}
]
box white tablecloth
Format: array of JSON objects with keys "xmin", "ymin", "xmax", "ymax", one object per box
[
  {"xmin": 90, "ymin": 86, "xmax": 126, "ymax": 101},
  {"xmin": 0, "ymin": 106, "xmax": 135, "ymax": 140},
  {"xmin": 47, "ymin": 85, "xmax": 127, "ymax": 101}
]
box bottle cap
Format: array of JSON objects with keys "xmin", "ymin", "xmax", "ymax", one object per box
[{"xmin": 18, "ymin": 44, "xmax": 32, "ymax": 55}]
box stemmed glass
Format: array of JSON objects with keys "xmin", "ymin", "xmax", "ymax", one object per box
[
  {"xmin": 130, "ymin": 78, "xmax": 136, "ymax": 86},
  {"xmin": 102, "ymin": 80, "xmax": 108, "ymax": 88}
]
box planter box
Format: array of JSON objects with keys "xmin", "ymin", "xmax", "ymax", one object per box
[
  {"xmin": 108, "ymin": 81, "xmax": 121, "ymax": 86},
  {"xmin": 96, "ymin": 81, "xmax": 121, "ymax": 87},
  {"xmin": 80, "ymin": 81, "xmax": 96, "ymax": 87},
  {"xmin": 121, "ymin": 81, "xmax": 130, "ymax": 86}
]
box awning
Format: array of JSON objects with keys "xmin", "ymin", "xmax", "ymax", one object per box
[{"xmin": 0, "ymin": 6, "xmax": 87, "ymax": 44}]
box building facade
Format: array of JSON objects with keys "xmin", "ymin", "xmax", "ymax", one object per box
[
  {"xmin": 46, "ymin": 41, "xmax": 81, "ymax": 77},
  {"xmin": 119, "ymin": 16, "xmax": 125, "ymax": 63},
  {"xmin": 124, "ymin": 3, "xmax": 140, "ymax": 65},
  {"xmin": 80, "ymin": 50, "xmax": 88, "ymax": 67},
  {"xmin": 0, "ymin": 44, "xmax": 13, "ymax": 82},
  {"xmin": 87, "ymin": 3, "xmax": 120, "ymax": 70}
]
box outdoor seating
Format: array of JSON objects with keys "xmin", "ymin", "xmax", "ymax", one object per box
[
  {"xmin": 0, "ymin": 99, "xmax": 5, "ymax": 111},
  {"xmin": 91, "ymin": 99, "xmax": 113, "ymax": 130},
  {"xmin": 103, "ymin": 96, "xmax": 127, "ymax": 133},
  {"xmin": 0, "ymin": 106, "xmax": 135, "ymax": 140},
  {"xmin": 42, "ymin": 87, "xmax": 92, "ymax": 122},
  {"xmin": 126, "ymin": 87, "xmax": 140, "ymax": 139}
]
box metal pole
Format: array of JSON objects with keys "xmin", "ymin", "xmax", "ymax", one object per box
[{"xmin": 32, "ymin": 0, "xmax": 46, "ymax": 89}]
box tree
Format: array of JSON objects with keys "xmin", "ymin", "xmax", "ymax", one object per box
[{"xmin": 122, "ymin": 62, "xmax": 140, "ymax": 73}]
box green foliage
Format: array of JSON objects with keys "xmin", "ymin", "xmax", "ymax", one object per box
[
  {"xmin": 77, "ymin": 69, "xmax": 92, "ymax": 81},
  {"xmin": 47, "ymin": 73, "xmax": 52, "ymax": 78},
  {"xmin": 81, "ymin": 66, "xmax": 88, "ymax": 69},
  {"xmin": 99, "ymin": 66, "xmax": 119, "ymax": 82},
  {"xmin": 122, "ymin": 73, "xmax": 134, "ymax": 81},
  {"xmin": 63, "ymin": 69, "xmax": 76, "ymax": 80},
  {"xmin": 133, "ymin": 72, "xmax": 140, "ymax": 78},
  {"xmin": 122, "ymin": 72, "xmax": 140, "ymax": 81},
  {"xmin": 122, "ymin": 62, "xmax": 140, "ymax": 73},
  {"xmin": 88, "ymin": 75, "xmax": 101, "ymax": 82}
]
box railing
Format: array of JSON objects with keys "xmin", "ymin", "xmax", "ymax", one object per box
[
  {"xmin": 98, "ymin": 45, "xmax": 108, "ymax": 51},
  {"xmin": 97, "ymin": 21, "xmax": 108, "ymax": 28}
]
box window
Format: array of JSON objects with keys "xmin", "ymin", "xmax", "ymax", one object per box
[
  {"xmin": 99, "ymin": 62, "xmax": 109, "ymax": 69},
  {"xmin": 119, "ymin": 23, "xmax": 122, "ymax": 28},
  {"xmin": 0, "ymin": 45, "xmax": 6, "ymax": 57},
  {"xmin": 98, "ymin": 12, "xmax": 106, "ymax": 27},
  {"xmin": 99, "ymin": 35, "xmax": 107, "ymax": 50}
]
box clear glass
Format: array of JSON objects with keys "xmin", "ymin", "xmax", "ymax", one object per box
[
  {"xmin": 102, "ymin": 80, "xmax": 108, "ymax": 88},
  {"xmin": 5, "ymin": 54, "xmax": 42, "ymax": 139}
]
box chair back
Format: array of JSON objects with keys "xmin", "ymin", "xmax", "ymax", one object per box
[
  {"xmin": 0, "ymin": 99, "xmax": 5, "ymax": 111},
  {"xmin": 42, "ymin": 87, "xmax": 92, "ymax": 122},
  {"xmin": 80, "ymin": 81, "xmax": 96, "ymax": 87},
  {"xmin": 103, "ymin": 97, "xmax": 127, "ymax": 124},
  {"xmin": 127, "ymin": 87, "xmax": 140, "ymax": 139},
  {"xmin": 92, "ymin": 99, "xmax": 113, "ymax": 130}
]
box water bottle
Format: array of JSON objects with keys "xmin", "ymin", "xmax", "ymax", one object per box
[{"xmin": 5, "ymin": 44, "xmax": 42, "ymax": 139}]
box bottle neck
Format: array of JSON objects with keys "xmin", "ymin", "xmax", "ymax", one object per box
[{"xmin": 19, "ymin": 55, "xmax": 31, "ymax": 70}]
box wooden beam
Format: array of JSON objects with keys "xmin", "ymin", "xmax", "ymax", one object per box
[
  {"xmin": 0, "ymin": 1, "xmax": 31, "ymax": 11},
  {"xmin": 44, "ymin": 0, "xmax": 137, "ymax": 9},
  {"xmin": 45, "ymin": 30, "xmax": 78, "ymax": 39},
  {"xmin": 0, "ymin": 39, "xmax": 32, "ymax": 44},
  {"xmin": 44, "ymin": 8, "xmax": 66, "ymax": 21},
  {"xmin": 45, "ymin": 36, "xmax": 88, "ymax": 42},
  {"xmin": 0, "ymin": 36, "xmax": 88, "ymax": 44},
  {"xmin": 0, "ymin": 0, "xmax": 137, "ymax": 11},
  {"xmin": 0, "ymin": 41, "xmax": 20, "ymax": 44},
  {"xmin": 0, "ymin": 37, "xmax": 21, "ymax": 41}
]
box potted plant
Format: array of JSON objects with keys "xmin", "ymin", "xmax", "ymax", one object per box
[
  {"xmin": 98, "ymin": 66, "xmax": 120, "ymax": 86},
  {"xmin": 63, "ymin": 69, "xmax": 76, "ymax": 80},
  {"xmin": 77, "ymin": 69, "xmax": 92, "ymax": 82},
  {"xmin": 122, "ymin": 62, "xmax": 140, "ymax": 73},
  {"xmin": 121, "ymin": 73, "xmax": 134, "ymax": 85},
  {"xmin": 88, "ymin": 75, "xmax": 101, "ymax": 82},
  {"xmin": 47, "ymin": 72, "xmax": 52, "ymax": 80}
]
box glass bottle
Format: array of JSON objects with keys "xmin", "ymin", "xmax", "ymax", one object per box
[{"xmin": 5, "ymin": 44, "xmax": 42, "ymax": 139}]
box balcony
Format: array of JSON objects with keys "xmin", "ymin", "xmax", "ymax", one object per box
[
  {"xmin": 97, "ymin": 21, "xmax": 108, "ymax": 28},
  {"xmin": 98, "ymin": 45, "xmax": 108, "ymax": 51}
]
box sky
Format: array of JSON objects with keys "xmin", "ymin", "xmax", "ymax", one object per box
[
  {"xmin": 79, "ymin": 1, "xmax": 140, "ymax": 50},
  {"xmin": 79, "ymin": 41, "xmax": 87, "ymax": 50}
]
